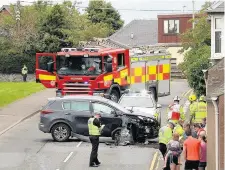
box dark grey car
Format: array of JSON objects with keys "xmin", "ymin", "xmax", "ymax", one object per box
[{"xmin": 39, "ymin": 95, "xmax": 159, "ymax": 142}]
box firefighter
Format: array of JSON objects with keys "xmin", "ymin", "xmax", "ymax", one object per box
[
  {"xmin": 21, "ymin": 65, "xmax": 28, "ymax": 82},
  {"xmin": 167, "ymin": 96, "xmax": 185, "ymax": 124},
  {"xmin": 190, "ymin": 95, "xmax": 207, "ymax": 124},
  {"xmin": 88, "ymin": 113, "xmax": 105, "ymax": 167},
  {"xmin": 188, "ymin": 94, "xmax": 197, "ymax": 124},
  {"xmin": 158, "ymin": 122, "xmax": 175, "ymax": 159}
]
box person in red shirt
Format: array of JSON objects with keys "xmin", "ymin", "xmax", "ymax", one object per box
[{"xmin": 183, "ymin": 129, "xmax": 201, "ymax": 170}]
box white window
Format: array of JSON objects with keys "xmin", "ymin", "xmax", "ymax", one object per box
[
  {"xmin": 92, "ymin": 103, "xmax": 114, "ymax": 115},
  {"xmin": 164, "ymin": 20, "xmax": 179, "ymax": 34},
  {"xmin": 215, "ymin": 18, "xmax": 222, "ymax": 54}
]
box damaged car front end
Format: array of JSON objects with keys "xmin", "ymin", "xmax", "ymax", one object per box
[{"xmin": 113, "ymin": 112, "xmax": 160, "ymax": 146}]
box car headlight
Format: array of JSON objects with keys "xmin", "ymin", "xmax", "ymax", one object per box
[{"xmin": 138, "ymin": 116, "xmax": 144, "ymax": 120}]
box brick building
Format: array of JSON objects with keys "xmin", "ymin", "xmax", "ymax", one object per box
[{"xmin": 205, "ymin": 1, "xmax": 224, "ymax": 170}]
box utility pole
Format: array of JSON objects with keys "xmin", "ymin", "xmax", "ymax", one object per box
[
  {"xmin": 15, "ymin": 0, "xmax": 21, "ymax": 32},
  {"xmin": 192, "ymin": 0, "xmax": 195, "ymax": 29},
  {"xmin": 183, "ymin": 5, "xmax": 186, "ymax": 13}
]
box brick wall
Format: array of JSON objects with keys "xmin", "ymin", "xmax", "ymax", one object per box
[{"xmin": 219, "ymin": 95, "xmax": 224, "ymax": 170}]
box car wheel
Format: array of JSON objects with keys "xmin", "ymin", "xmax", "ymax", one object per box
[
  {"xmin": 51, "ymin": 123, "xmax": 71, "ymax": 142},
  {"xmin": 110, "ymin": 89, "xmax": 119, "ymax": 103}
]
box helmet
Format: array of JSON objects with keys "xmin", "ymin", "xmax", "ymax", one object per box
[
  {"xmin": 189, "ymin": 94, "xmax": 197, "ymax": 102},
  {"xmin": 199, "ymin": 95, "xmax": 206, "ymax": 101},
  {"xmin": 173, "ymin": 96, "xmax": 180, "ymax": 101}
]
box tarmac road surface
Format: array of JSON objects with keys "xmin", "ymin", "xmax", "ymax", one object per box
[{"xmin": 0, "ymin": 80, "xmax": 190, "ymax": 170}]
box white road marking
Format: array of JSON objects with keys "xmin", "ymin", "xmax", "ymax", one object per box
[
  {"xmin": 56, "ymin": 169, "xmax": 60, "ymax": 170},
  {"xmin": 76, "ymin": 141, "xmax": 82, "ymax": 147},
  {"xmin": 63, "ymin": 152, "xmax": 74, "ymax": 163}
]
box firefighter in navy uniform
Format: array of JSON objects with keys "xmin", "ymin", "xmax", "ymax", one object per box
[{"xmin": 88, "ymin": 113, "xmax": 105, "ymax": 167}]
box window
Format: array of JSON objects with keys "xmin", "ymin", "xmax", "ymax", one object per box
[
  {"xmin": 63, "ymin": 101, "xmax": 90, "ymax": 111},
  {"xmin": 117, "ymin": 53, "xmax": 125, "ymax": 68},
  {"xmin": 92, "ymin": 103, "xmax": 115, "ymax": 115},
  {"xmin": 38, "ymin": 56, "xmax": 54, "ymax": 71},
  {"xmin": 215, "ymin": 18, "xmax": 222, "ymax": 29},
  {"xmin": 164, "ymin": 20, "xmax": 179, "ymax": 34},
  {"xmin": 215, "ymin": 31, "xmax": 221, "ymax": 53}
]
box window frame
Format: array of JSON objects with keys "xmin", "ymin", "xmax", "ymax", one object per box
[
  {"xmin": 91, "ymin": 101, "xmax": 116, "ymax": 116},
  {"xmin": 62, "ymin": 100, "xmax": 91, "ymax": 112},
  {"xmin": 214, "ymin": 17, "xmax": 222, "ymax": 54},
  {"xmin": 163, "ymin": 19, "xmax": 180, "ymax": 34},
  {"xmin": 117, "ymin": 53, "xmax": 125, "ymax": 69}
]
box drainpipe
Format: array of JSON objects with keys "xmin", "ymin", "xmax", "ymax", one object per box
[{"xmin": 211, "ymin": 97, "xmax": 219, "ymax": 170}]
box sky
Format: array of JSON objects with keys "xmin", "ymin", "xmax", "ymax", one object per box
[{"xmin": 0, "ymin": 0, "xmax": 214, "ymax": 25}]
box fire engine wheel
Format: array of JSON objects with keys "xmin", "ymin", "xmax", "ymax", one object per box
[{"xmin": 110, "ymin": 90, "xmax": 119, "ymax": 103}]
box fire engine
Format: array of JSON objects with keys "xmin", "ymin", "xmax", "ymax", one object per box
[{"xmin": 35, "ymin": 47, "xmax": 171, "ymax": 102}]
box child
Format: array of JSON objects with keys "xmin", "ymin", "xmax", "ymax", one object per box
[{"xmin": 163, "ymin": 133, "xmax": 182, "ymax": 170}]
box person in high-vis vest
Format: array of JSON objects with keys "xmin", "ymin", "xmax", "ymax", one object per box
[
  {"xmin": 189, "ymin": 94, "xmax": 198, "ymax": 123},
  {"xmin": 21, "ymin": 65, "xmax": 28, "ymax": 82},
  {"xmin": 173, "ymin": 120, "xmax": 185, "ymax": 149},
  {"xmin": 88, "ymin": 113, "xmax": 105, "ymax": 167},
  {"xmin": 167, "ymin": 96, "xmax": 185, "ymax": 124},
  {"xmin": 158, "ymin": 122, "xmax": 175, "ymax": 159},
  {"xmin": 190, "ymin": 95, "xmax": 207, "ymax": 124}
]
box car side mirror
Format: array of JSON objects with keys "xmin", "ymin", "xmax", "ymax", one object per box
[
  {"xmin": 157, "ymin": 104, "xmax": 162, "ymax": 108},
  {"xmin": 47, "ymin": 61, "xmax": 54, "ymax": 73}
]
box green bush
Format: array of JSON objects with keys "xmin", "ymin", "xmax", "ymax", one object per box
[{"xmin": 0, "ymin": 53, "xmax": 35, "ymax": 74}]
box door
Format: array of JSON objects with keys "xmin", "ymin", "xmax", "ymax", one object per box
[
  {"xmin": 62, "ymin": 100, "xmax": 91, "ymax": 136},
  {"xmin": 36, "ymin": 53, "xmax": 56, "ymax": 88},
  {"xmin": 91, "ymin": 102, "xmax": 122, "ymax": 137}
]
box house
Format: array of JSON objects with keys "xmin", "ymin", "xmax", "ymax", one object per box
[
  {"xmin": 109, "ymin": 19, "xmax": 158, "ymax": 48},
  {"xmin": 157, "ymin": 13, "xmax": 193, "ymax": 65},
  {"xmin": 205, "ymin": 1, "xmax": 224, "ymax": 170}
]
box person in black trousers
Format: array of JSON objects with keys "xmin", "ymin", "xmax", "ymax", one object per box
[{"xmin": 88, "ymin": 113, "xmax": 105, "ymax": 167}]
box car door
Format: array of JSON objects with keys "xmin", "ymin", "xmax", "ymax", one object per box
[
  {"xmin": 91, "ymin": 101, "xmax": 123, "ymax": 137},
  {"xmin": 62, "ymin": 100, "xmax": 91, "ymax": 136}
]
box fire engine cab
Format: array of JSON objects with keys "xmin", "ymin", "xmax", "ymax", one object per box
[{"xmin": 35, "ymin": 47, "xmax": 171, "ymax": 103}]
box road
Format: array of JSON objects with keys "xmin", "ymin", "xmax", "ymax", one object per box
[{"xmin": 0, "ymin": 80, "xmax": 190, "ymax": 170}]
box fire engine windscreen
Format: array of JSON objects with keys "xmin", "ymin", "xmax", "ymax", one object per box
[
  {"xmin": 119, "ymin": 96, "xmax": 154, "ymax": 108},
  {"xmin": 56, "ymin": 55, "xmax": 103, "ymax": 75}
]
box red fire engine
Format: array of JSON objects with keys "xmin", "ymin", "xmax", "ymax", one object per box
[{"xmin": 35, "ymin": 47, "xmax": 171, "ymax": 102}]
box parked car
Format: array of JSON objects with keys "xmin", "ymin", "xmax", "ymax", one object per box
[
  {"xmin": 39, "ymin": 95, "xmax": 160, "ymax": 142},
  {"xmin": 118, "ymin": 89, "xmax": 162, "ymax": 126}
]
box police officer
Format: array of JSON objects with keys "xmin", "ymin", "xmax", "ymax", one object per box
[
  {"xmin": 158, "ymin": 122, "xmax": 175, "ymax": 158},
  {"xmin": 21, "ymin": 65, "xmax": 28, "ymax": 82},
  {"xmin": 190, "ymin": 95, "xmax": 207, "ymax": 124},
  {"xmin": 88, "ymin": 113, "xmax": 105, "ymax": 167}
]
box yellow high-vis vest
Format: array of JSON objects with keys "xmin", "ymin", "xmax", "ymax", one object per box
[
  {"xmin": 191, "ymin": 102, "xmax": 207, "ymax": 123},
  {"xmin": 158, "ymin": 126, "xmax": 172, "ymax": 145},
  {"xmin": 88, "ymin": 118, "xmax": 100, "ymax": 136}
]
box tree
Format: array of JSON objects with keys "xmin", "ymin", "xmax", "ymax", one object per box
[
  {"xmin": 179, "ymin": 2, "xmax": 212, "ymax": 97},
  {"xmin": 87, "ymin": 0, "xmax": 124, "ymax": 35}
]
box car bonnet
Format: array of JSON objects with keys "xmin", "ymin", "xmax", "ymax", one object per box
[{"xmin": 124, "ymin": 107, "xmax": 156, "ymax": 118}]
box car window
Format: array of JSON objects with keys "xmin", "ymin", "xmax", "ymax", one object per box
[
  {"xmin": 92, "ymin": 102, "xmax": 115, "ymax": 115},
  {"xmin": 63, "ymin": 102, "xmax": 71, "ymax": 110},
  {"xmin": 63, "ymin": 101, "xmax": 90, "ymax": 111},
  {"xmin": 119, "ymin": 96, "xmax": 154, "ymax": 108}
]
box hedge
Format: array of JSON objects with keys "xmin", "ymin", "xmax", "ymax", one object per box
[{"xmin": 0, "ymin": 53, "xmax": 36, "ymax": 74}]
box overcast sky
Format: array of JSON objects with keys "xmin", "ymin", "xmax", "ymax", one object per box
[{"xmin": 0, "ymin": 0, "xmax": 213, "ymax": 25}]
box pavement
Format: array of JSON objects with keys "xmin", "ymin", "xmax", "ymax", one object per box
[
  {"xmin": 0, "ymin": 79, "xmax": 190, "ymax": 170},
  {"xmin": 0, "ymin": 89, "xmax": 55, "ymax": 136}
]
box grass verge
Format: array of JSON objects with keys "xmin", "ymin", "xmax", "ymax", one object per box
[{"xmin": 0, "ymin": 82, "xmax": 45, "ymax": 108}]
